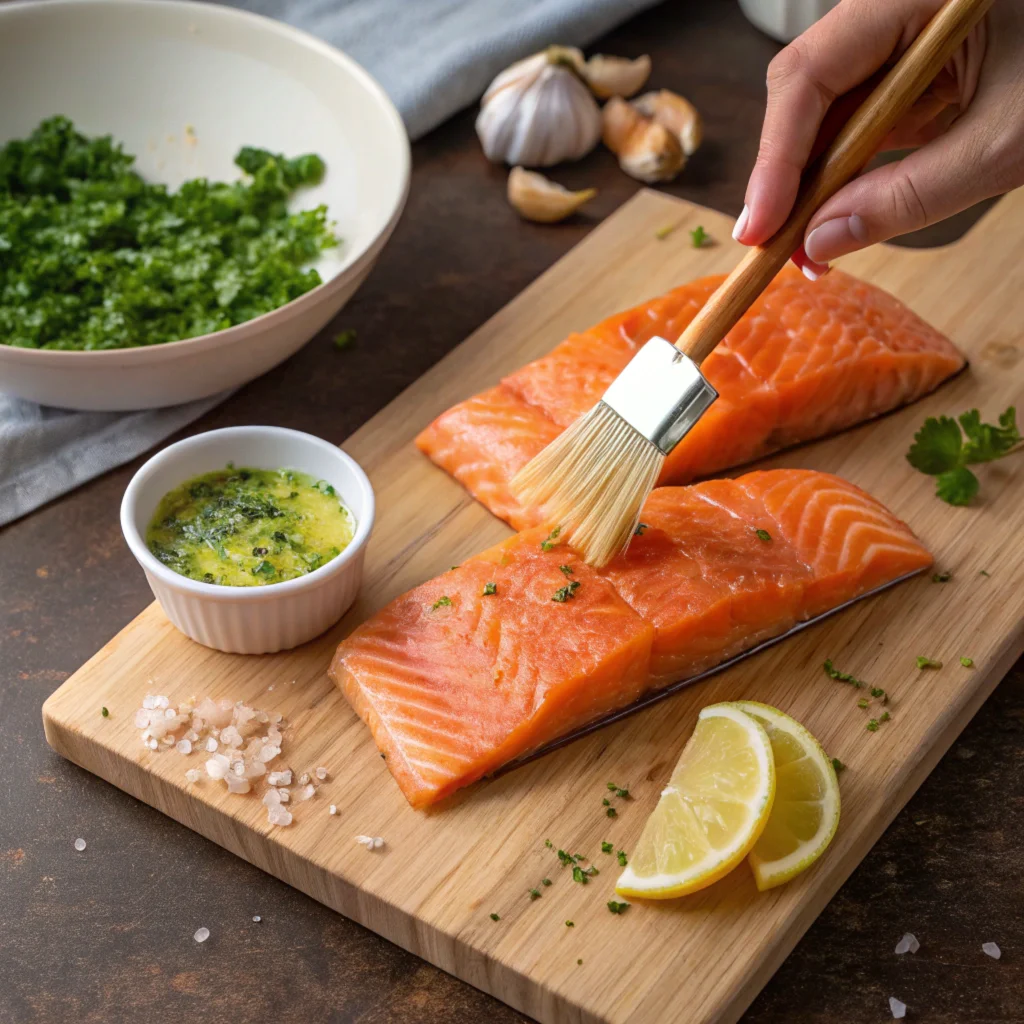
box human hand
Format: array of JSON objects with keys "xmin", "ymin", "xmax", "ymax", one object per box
[{"xmin": 734, "ymin": 0, "xmax": 1024, "ymax": 276}]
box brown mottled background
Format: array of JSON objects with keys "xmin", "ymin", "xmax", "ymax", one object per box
[{"xmin": 1, "ymin": 2, "xmax": 1021, "ymax": 1022}]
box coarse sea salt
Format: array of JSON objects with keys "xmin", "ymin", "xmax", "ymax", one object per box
[
  {"xmin": 295, "ymin": 783, "xmax": 316, "ymax": 802},
  {"xmin": 315, "ymin": 767, "xmax": 328, "ymax": 780},
  {"xmin": 185, "ymin": 768, "xmax": 202, "ymax": 784},
  {"xmin": 889, "ymin": 997, "xmax": 906, "ymax": 1019},
  {"xmin": 355, "ymin": 835, "xmax": 384, "ymax": 850},
  {"xmin": 74, "ymin": 838, "xmax": 86, "ymax": 852},
  {"xmin": 894, "ymin": 933, "xmax": 919, "ymax": 955},
  {"xmin": 267, "ymin": 770, "xmax": 292, "ymax": 787},
  {"xmin": 329, "ymin": 805, "xmax": 338, "ymax": 816},
  {"xmin": 982, "ymin": 942, "xmax": 1001, "ymax": 960},
  {"xmin": 194, "ymin": 927, "xmax": 210, "ymax": 943},
  {"xmin": 252, "ymin": 915, "xmax": 261, "ymax": 923}
]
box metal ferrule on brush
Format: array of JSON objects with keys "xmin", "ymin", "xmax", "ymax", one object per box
[{"xmin": 600, "ymin": 337, "xmax": 718, "ymax": 454}]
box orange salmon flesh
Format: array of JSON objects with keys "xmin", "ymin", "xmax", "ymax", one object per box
[
  {"xmin": 415, "ymin": 268, "xmax": 965, "ymax": 528},
  {"xmin": 330, "ymin": 469, "xmax": 932, "ymax": 808}
]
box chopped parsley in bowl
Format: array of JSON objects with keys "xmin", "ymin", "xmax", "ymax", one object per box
[
  {"xmin": 146, "ymin": 465, "xmax": 356, "ymax": 587},
  {"xmin": 0, "ymin": 116, "xmax": 337, "ymax": 350}
]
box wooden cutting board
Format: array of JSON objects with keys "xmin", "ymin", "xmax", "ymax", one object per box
[{"xmin": 44, "ymin": 188, "xmax": 1024, "ymax": 1024}]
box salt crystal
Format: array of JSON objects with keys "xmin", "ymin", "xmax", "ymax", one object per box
[
  {"xmin": 258, "ymin": 745, "xmax": 281, "ymax": 763},
  {"xmin": 267, "ymin": 770, "xmax": 291, "ymax": 787},
  {"xmin": 299, "ymin": 773, "xmax": 310, "ymax": 785},
  {"xmin": 295, "ymin": 783, "xmax": 315, "ymax": 802},
  {"xmin": 156, "ymin": 696, "xmax": 170, "ymax": 709},
  {"xmin": 220, "ymin": 726, "xmax": 242, "ymax": 747},
  {"xmin": 142, "ymin": 695, "xmax": 158, "ymax": 710},
  {"xmin": 267, "ymin": 806, "xmax": 292, "ymax": 826},
  {"xmin": 134, "ymin": 709, "xmax": 151, "ymax": 728},
  {"xmin": 278, "ymin": 789, "xmax": 290, "ymax": 803},
  {"xmin": 161, "ymin": 734, "xmax": 175, "ymax": 745},
  {"xmin": 252, "ymin": 915, "xmax": 261, "ymax": 923},
  {"xmin": 256, "ymin": 712, "xmax": 269, "ymax": 724},
  {"xmin": 185, "ymin": 769, "xmax": 202, "ymax": 783},
  {"xmin": 263, "ymin": 789, "xmax": 281, "ymax": 807},
  {"xmin": 329, "ymin": 805, "xmax": 338, "ymax": 816},
  {"xmin": 894, "ymin": 933, "xmax": 919, "ymax": 955},
  {"xmin": 147, "ymin": 738, "xmax": 159, "ymax": 750},
  {"xmin": 315, "ymin": 767, "xmax": 328, "ymax": 781},
  {"xmin": 243, "ymin": 759, "xmax": 266, "ymax": 779},
  {"xmin": 224, "ymin": 774, "xmax": 251, "ymax": 795},
  {"xmin": 185, "ymin": 730, "xmax": 199, "ymax": 742},
  {"xmin": 164, "ymin": 707, "xmax": 177, "ymax": 719},
  {"xmin": 193, "ymin": 927, "xmax": 210, "ymax": 943},
  {"xmin": 205, "ymin": 758, "xmax": 228, "ymax": 780},
  {"xmin": 982, "ymin": 942, "xmax": 1001, "ymax": 960},
  {"xmin": 355, "ymin": 835, "xmax": 384, "ymax": 850},
  {"xmin": 889, "ymin": 997, "xmax": 906, "ymax": 1019},
  {"xmin": 268, "ymin": 684, "xmax": 275, "ymax": 691},
  {"xmin": 205, "ymin": 737, "xmax": 218, "ymax": 753},
  {"xmin": 74, "ymin": 838, "xmax": 86, "ymax": 852},
  {"xmin": 176, "ymin": 739, "xmax": 192, "ymax": 755}
]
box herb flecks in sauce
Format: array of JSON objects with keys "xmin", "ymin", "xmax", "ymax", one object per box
[{"xmin": 146, "ymin": 466, "xmax": 354, "ymax": 587}]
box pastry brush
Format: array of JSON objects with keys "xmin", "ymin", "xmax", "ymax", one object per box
[{"xmin": 512, "ymin": 0, "xmax": 993, "ymax": 567}]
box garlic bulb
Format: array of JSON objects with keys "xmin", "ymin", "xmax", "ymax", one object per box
[
  {"xmin": 602, "ymin": 97, "xmax": 685, "ymax": 183},
  {"xmin": 476, "ymin": 46, "xmax": 602, "ymax": 167},
  {"xmin": 583, "ymin": 54, "xmax": 652, "ymax": 100},
  {"xmin": 507, "ymin": 167, "xmax": 596, "ymax": 223}
]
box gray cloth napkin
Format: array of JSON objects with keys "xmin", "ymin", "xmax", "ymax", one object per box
[{"xmin": 0, "ymin": 0, "xmax": 658, "ymax": 528}]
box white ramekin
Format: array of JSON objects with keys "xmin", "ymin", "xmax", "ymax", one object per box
[{"xmin": 120, "ymin": 426, "xmax": 375, "ymax": 654}]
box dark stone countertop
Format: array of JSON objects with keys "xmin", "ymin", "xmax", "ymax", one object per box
[{"xmin": 0, "ymin": 2, "xmax": 1020, "ymax": 1021}]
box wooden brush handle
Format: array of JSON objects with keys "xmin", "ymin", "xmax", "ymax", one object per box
[{"xmin": 675, "ymin": 0, "xmax": 993, "ymax": 366}]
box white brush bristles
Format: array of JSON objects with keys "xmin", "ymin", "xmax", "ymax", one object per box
[{"xmin": 511, "ymin": 401, "xmax": 664, "ymax": 567}]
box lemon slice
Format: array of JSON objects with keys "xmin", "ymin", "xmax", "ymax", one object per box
[
  {"xmin": 615, "ymin": 702, "xmax": 775, "ymax": 899},
  {"xmin": 732, "ymin": 701, "xmax": 840, "ymax": 892}
]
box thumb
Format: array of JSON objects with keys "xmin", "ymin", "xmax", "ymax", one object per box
[{"xmin": 802, "ymin": 122, "xmax": 1010, "ymax": 264}]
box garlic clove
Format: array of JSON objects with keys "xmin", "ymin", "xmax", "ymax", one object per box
[
  {"xmin": 583, "ymin": 54, "xmax": 652, "ymax": 100},
  {"xmin": 634, "ymin": 89, "xmax": 703, "ymax": 157},
  {"xmin": 507, "ymin": 167, "xmax": 596, "ymax": 223},
  {"xmin": 476, "ymin": 46, "xmax": 601, "ymax": 167},
  {"xmin": 602, "ymin": 97, "xmax": 685, "ymax": 184}
]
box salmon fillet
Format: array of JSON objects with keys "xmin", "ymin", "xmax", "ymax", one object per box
[
  {"xmin": 331, "ymin": 469, "xmax": 931, "ymax": 808},
  {"xmin": 415, "ymin": 268, "xmax": 965, "ymax": 529}
]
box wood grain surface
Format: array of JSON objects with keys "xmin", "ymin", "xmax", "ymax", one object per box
[{"xmin": 41, "ymin": 186, "xmax": 1024, "ymax": 1024}]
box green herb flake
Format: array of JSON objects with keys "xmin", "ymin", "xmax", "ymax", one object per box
[
  {"xmin": 572, "ymin": 865, "xmax": 588, "ymax": 885},
  {"xmin": 482, "ymin": 582, "xmax": 497, "ymax": 596},
  {"xmin": 602, "ymin": 798, "xmax": 610, "ymax": 806},
  {"xmin": 606, "ymin": 806, "xmax": 618, "ymax": 818},
  {"xmin": 916, "ymin": 656, "xmax": 942, "ymax": 670},
  {"xmin": 831, "ymin": 757, "xmax": 845, "ymax": 775},
  {"xmin": 866, "ymin": 719, "xmax": 880, "ymax": 732},
  {"xmin": 980, "ymin": 569, "xmax": 991, "ymax": 577},
  {"xmin": 932, "ymin": 571, "xmax": 952, "ymax": 583},
  {"xmin": 333, "ymin": 329, "xmax": 356, "ymax": 351},
  {"xmin": 541, "ymin": 878, "xmax": 552, "ymax": 887},
  {"xmin": 755, "ymin": 528, "xmax": 772, "ymax": 542},
  {"xmin": 879, "ymin": 711, "xmax": 891, "ymax": 723},
  {"xmin": 823, "ymin": 659, "xmax": 866, "ymax": 688},
  {"xmin": 634, "ymin": 522, "xmax": 649, "ymax": 536},
  {"xmin": 614, "ymin": 787, "xmax": 630, "ymax": 799},
  {"xmin": 607, "ymin": 900, "xmax": 631, "ymax": 915},
  {"xmin": 559, "ymin": 564, "xmax": 574, "ymax": 576},
  {"xmin": 552, "ymin": 580, "xmax": 581, "ymax": 602},
  {"xmin": 490, "ymin": 913, "xmax": 500, "ymax": 922},
  {"xmin": 540, "ymin": 527, "xmax": 562, "ymax": 552},
  {"xmin": 566, "ymin": 920, "xmax": 575, "ymax": 928},
  {"xmin": 529, "ymin": 888, "xmax": 541, "ymax": 901},
  {"xmin": 857, "ymin": 698, "xmax": 869, "ymax": 710},
  {"xmin": 906, "ymin": 406, "xmax": 1021, "ymax": 505},
  {"xmin": 690, "ymin": 225, "xmax": 708, "ymax": 248},
  {"xmin": 544, "ymin": 839, "xmax": 553, "ymax": 849},
  {"xmin": 870, "ymin": 687, "xmax": 888, "ymax": 703},
  {"xmin": 101, "ymin": 706, "xmax": 109, "ymax": 718},
  {"xmin": 601, "ymin": 841, "xmax": 613, "ymax": 854},
  {"xmin": 431, "ymin": 595, "xmax": 452, "ymax": 610},
  {"xmin": 960, "ymin": 656, "xmax": 975, "ymax": 668},
  {"xmin": 617, "ymin": 850, "xmax": 628, "ymax": 866}
]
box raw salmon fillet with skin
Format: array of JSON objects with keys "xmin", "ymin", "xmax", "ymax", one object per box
[
  {"xmin": 415, "ymin": 268, "xmax": 965, "ymax": 529},
  {"xmin": 331, "ymin": 469, "xmax": 932, "ymax": 808}
]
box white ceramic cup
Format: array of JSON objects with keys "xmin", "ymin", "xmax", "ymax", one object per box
[{"xmin": 121, "ymin": 426, "xmax": 374, "ymax": 654}]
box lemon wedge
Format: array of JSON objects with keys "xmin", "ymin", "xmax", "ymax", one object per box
[
  {"xmin": 615, "ymin": 702, "xmax": 775, "ymax": 899},
  {"xmin": 732, "ymin": 701, "xmax": 840, "ymax": 892}
]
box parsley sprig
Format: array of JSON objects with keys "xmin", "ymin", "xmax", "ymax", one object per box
[{"xmin": 907, "ymin": 406, "xmax": 1021, "ymax": 505}]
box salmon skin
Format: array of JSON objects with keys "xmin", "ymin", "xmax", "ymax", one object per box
[
  {"xmin": 330, "ymin": 469, "xmax": 932, "ymax": 809},
  {"xmin": 416, "ymin": 268, "xmax": 965, "ymax": 529}
]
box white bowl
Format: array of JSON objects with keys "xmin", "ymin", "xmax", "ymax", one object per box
[
  {"xmin": 0, "ymin": 0, "xmax": 410, "ymax": 411},
  {"xmin": 120, "ymin": 426, "xmax": 375, "ymax": 654}
]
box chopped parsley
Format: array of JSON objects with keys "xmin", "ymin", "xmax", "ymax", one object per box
[
  {"xmin": 606, "ymin": 806, "xmax": 618, "ymax": 818},
  {"xmin": 857, "ymin": 698, "xmax": 869, "ymax": 710},
  {"xmin": 0, "ymin": 117, "xmax": 336, "ymax": 351},
  {"xmin": 634, "ymin": 522, "xmax": 649, "ymax": 536},
  {"xmin": 916, "ymin": 656, "xmax": 942, "ymax": 670},
  {"xmin": 960, "ymin": 656, "xmax": 974, "ymax": 668},
  {"xmin": 870, "ymin": 687, "xmax": 888, "ymax": 703},
  {"xmin": 540, "ymin": 527, "xmax": 562, "ymax": 552},
  {"xmin": 559, "ymin": 564, "xmax": 574, "ymax": 576},
  {"xmin": 544, "ymin": 839, "xmax": 553, "ymax": 849},
  {"xmin": 690, "ymin": 225, "xmax": 708, "ymax": 248},
  {"xmin": 431, "ymin": 596, "xmax": 452, "ymax": 610},
  {"xmin": 607, "ymin": 783, "xmax": 630, "ymax": 799},
  {"xmin": 529, "ymin": 888, "xmax": 541, "ymax": 901},
  {"xmin": 482, "ymin": 582, "xmax": 497, "ymax": 596},
  {"xmin": 755, "ymin": 528, "xmax": 772, "ymax": 542},
  {"xmin": 332, "ymin": 329, "xmax": 356, "ymax": 351},
  {"xmin": 566, "ymin": 920, "xmax": 575, "ymax": 928},
  {"xmin": 490, "ymin": 913, "xmax": 500, "ymax": 921},
  {"xmin": 831, "ymin": 757, "xmax": 845, "ymax": 774},
  {"xmin": 101, "ymin": 706, "xmax": 109, "ymax": 717},
  {"xmin": 823, "ymin": 659, "xmax": 866, "ymax": 688},
  {"xmin": 866, "ymin": 719, "xmax": 880, "ymax": 732},
  {"xmin": 572, "ymin": 865, "xmax": 588, "ymax": 885},
  {"xmin": 879, "ymin": 711, "xmax": 891, "ymax": 723},
  {"xmin": 617, "ymin": 850, "xmax": 628, "ymax": 866},
  {"xmin": 932, "ymin": 571, "xmax": 952, "ymax": 583},
  {"xmin": 541, "ymin": 878, "xmax": 552, "ymax": 887},
  {"xmin": 601, "ymin": 841, "xmax": 613, "ymax": 854},
  {"xmin": 552, "ymin": 580, "xmax": 581, "ymax": 602},
  {"xmin": 607, "ymin": 900, "xmax": 631, "ymax": 914},
  {"xmin": 602, "ymin": 798, "xmax": 610, "ymax": 806},
  {"xmin": 906, "ymin": 406, "xmax": 1021, "ymax": 505}
]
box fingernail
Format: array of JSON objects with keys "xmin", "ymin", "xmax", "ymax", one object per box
[
  {"xmin": 804, "ymin": 214, "xmax": 869, "ymax": 263},
  {"xmin": 791, "ymin": 245, "xmax": 830, "ymax": 282},
  {"xmin": 732, "ymin": 204, "xmax": 750, "ymax": 242}
]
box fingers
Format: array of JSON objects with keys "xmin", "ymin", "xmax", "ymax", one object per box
[{"xmin": 735, "ymin": 0, "xmax": 947, "ymax": 246}]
